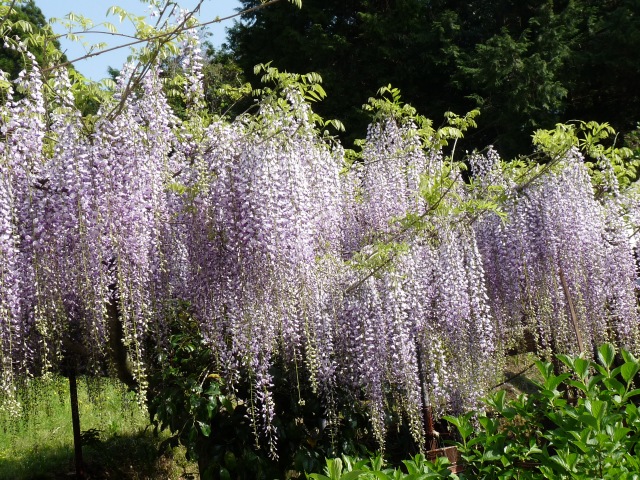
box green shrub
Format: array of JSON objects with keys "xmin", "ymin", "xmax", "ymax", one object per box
[
  {"xmin": 306, "ymin": 454, "xmax": 456, "ymax": 480},
  {"xmin": 310, "ymin": 343, "xmax": 640, "ymax": 479},
  {"xmin": 447, "ymin": 343, "xmax": 640, "ymax": 479}
]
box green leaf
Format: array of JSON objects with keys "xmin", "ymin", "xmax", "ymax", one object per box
[
  {"xmin": 443, "ymin": 414, "xmax": 473, "ymax": 441},
  {"xmin": 478, "ymin": 416, "xmax": 499, "ymax": 435},
  {"xmin": 566, "ymin": 379, "xmax": 586, "ymax": 395},
  {"xmin": 205, "ymin": 397, "xmax": 217, "ymax": 418},
  {"xmin": 197, "ymin": 421, "xmax": 211, "ymax": 437},
  {"xmin": 624, "ymin": 388, "xmax": 640, "ymax": 401},
  {"xmin": 486, "ymin": 389, "xmax": 506, "ymax": 412},
  {"xmin": 573, "ymin": 357, "xmax": 589, "ymax": 379},
  {"xmin": 369, "ymin": 456, "xmax": 384, "ymax": 471},
  {"xmin": 483, "ymin": 448, "xmax": 503, "ymax": 462},
  {"xmin": 624, "ymin": 452, "xmax": 640, "ymax": 468},
  {"xmin": 598, "ymin": 343, "xmax": 616, "ymax": 369},
  {"xmin": 547, "ymin": 372, "xmax": 572, "ymax": 391},
  {"xmin": 219, "ymin": 467, "xmax": 231, "ymax": 480},
  {"xmin": 367, "ymin": 472, "xmax": 394, "ymax": 480},
  {"xmin": 568, "ymin": 437, "xmax": 590, "ymax": 454},
  {"xmin": 621, "ymin": 361, "xmax": 640, "ymax": 384},
  {"xmin": 339, "ymin": 472, "xmax": 367, "ymax": 480},
  {"xmin": 188, "ymin": 425, "xmax": 197, "ymax": 443},
  {"xmin": 603, "ymin": 377, "xmax": 625, "ymax": 396},
  {"xmin": 327, "ymin": 458, "xmax": 343, "ymax": 479},
  {"xmin": 576, "ymin": 413, "xmax": 598, "ymax": 430},
  {"xmin": 613, "ymin": 426, "xmax": 631, "ymax": 442},
  {"xmin": 587, "ymin": 399, "xmax": 606, "ymax": 421},
  {"xmin": 621, "ymin": 349, "xmax": 638, "ymax": 364}
]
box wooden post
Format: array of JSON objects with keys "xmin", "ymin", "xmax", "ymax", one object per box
[
  {"xmin": 558, "ymin": 266, "xmax": 585, "ymax": 354},
  {"xmin": 415, "ymin": 339, "xmax": 464, "ymax": 472},
  {"xmin": 69, "ymin": 367, "xmax": 85, "ymax": 479},
  {"xmin": 415, "ymin": 339, "xmax": 438, "ymax": 450}
]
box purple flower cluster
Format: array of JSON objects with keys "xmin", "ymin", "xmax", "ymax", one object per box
[
  {"xmin": 338, "ymin": 118, "xmax": 497, "ymax": 447},
  {"xmin": 0, "ymin": 61, "xmax": 174, "ymax": 406},
  {"xmin": 169, "ymin": 86, "xmax": 345, "ymax": 456},
  {"xmin": 2, "ymin": 35, "xmax": 639, "ymax": 453},
  {"xmin": 473, "ymin": 148, "xmax": 640, "ymax": 357},
  {"xmin": 1, "ymin": 55, "xmax": 47, "ymax": 399}
]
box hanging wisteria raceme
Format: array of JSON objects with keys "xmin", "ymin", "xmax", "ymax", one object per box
[
  {"xmin": 596, "ymin": 161, "xmax": 640, "ymax": 349},
  {"xmin": 0, "ymin": 69, "xmax": 24, "ymax": 413},
  {"xmin": 169, "ymin": 77, "xmax": 347, "ymax": 455},
  {"xmin": 472, "ymin": 148, "xmax": 640, "ymax": 358},
  {"xmin": 0, "ymin": 54, "xmax": 174, "ymax": 410},
  {"xmin": 0, "ymin": 51, "xmax": 47, "ymax": 411},
  {"xmin": 83, "ymin": 64, "xmax": 175, "ymax": 394},
  {"xmin": 338, "ymin": 117, "xmax": 498, "ymax": 448},
  {"xmin": 3, "ymin": 30, "xmax": 640, "ymax": 457},
  {"xmin": 30, "ymin": 66, "xmax": 97, "ymax": 376}
]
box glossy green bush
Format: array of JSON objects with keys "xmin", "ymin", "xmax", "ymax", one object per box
[
  {"xmin": 306, "ymin": 454, "xmax": 456, "ymax": 480},
  {"xmin": 311, "ymin": 344, "xmax": 640, "ymax": 479},
  {"xmin": 447, "ymin": 343, "xmax": 640, "ymax": 479}
]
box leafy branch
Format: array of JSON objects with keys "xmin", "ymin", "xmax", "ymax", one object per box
[{"xmin": 39, "ymin": 0, "xmax": 300, "ymax": 74}]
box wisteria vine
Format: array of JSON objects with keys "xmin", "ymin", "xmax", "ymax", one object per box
[
  {"xmin": 472, "ymin": 147, "xmax": 640, "ymax": 358},
  {"xmin": 1, "ymin": 34, "xmax": 639, "ymax": 456}
]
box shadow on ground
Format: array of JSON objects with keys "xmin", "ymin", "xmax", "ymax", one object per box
[
  {"xmin": 0, "ymin": 429, "xmax": 197, "ymax": 479},
  {"xmin": 503, "ymin": 367, "xmax": 541, "ymax": 395}
]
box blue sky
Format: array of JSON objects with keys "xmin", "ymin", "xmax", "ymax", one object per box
[{"xmin": 38, "ymin": 0, "xmax": 242, "ymax": 80}]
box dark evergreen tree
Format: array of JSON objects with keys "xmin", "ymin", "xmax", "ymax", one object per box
[
  {"xmin": 448, "ymin": 0, "xmax": 581, "ymax": 155},
  {"xmin": 227, "ymin": 0, "xmax": 465, "ymax": 148},
  {"xmin": 564, "ymin": 0, "xmax": 640, "ymax": 135},
  {"xmin": 227, "ymin": 0, "xmax": 640, "ymax": 157},
  {"xmin": 0, "ymin": 0, "xmax": 67, "ymax": 79}
]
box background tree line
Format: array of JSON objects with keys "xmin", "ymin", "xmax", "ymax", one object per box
[
  {"xmin": 226, "ymin": 0, "xmax": 640, "ymax": 158},
  {"xmin": 0, "ymin": 0, "xmax": 67, "ymax": 78}
]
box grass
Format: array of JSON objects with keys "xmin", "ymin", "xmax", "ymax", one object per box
[
  {"xmin": 501, "ymin": 351, "xmax": 543, "ymax": 396},
  {"xmin": 0, "ymin": 375, "xmax": 198, "ymax": 479},
  {"xmin": 0, "ymin": 355, "xmax": 545, "ymax": 479}
]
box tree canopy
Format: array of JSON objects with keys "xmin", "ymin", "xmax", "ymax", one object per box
[
  {"xmin": 227, "ymin": 0, "xmax": 640, "ymax": 157},
  {"xmin": 0, "ymin": 0, "xmax": 67, "ymax": 79}
]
